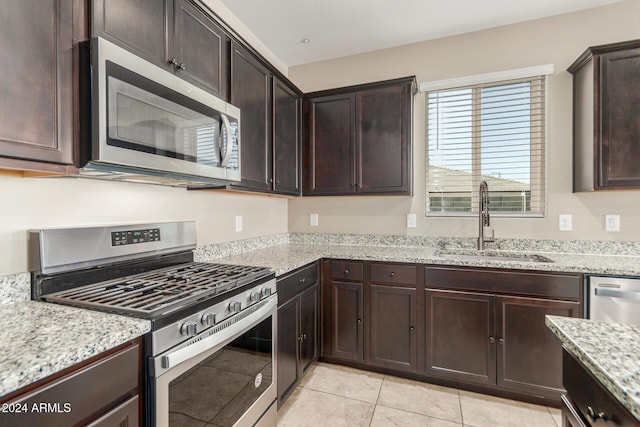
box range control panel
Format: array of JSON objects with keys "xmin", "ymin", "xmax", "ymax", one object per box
[{"xmin": 111, "ymin": 228, "xmax": 161, "ymax": 246}]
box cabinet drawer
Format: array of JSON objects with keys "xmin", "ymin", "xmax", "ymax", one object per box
[
  {"xmin": 370, "ymin": 263, "xmax": 416, "ymax": 286},
  {"xmin": 563, "ymin": 349, "xmax": 637, "ymax": 426},
  {"xmin": 330, "ymin": 261, "xmax": 364, "ymax": 281},
  {"xmin": 86, "ymin": 395, "xmax": 138, "ymax": 427},
  {"xmin": 0, "ymin": 342, "xmax": 139, "ymax": 427},
  {"xmin": 277, "ymin": 262, "xmax": 318, "ymax": 305}
]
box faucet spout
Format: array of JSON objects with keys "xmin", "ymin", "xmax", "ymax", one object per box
[{"xmin": 478, "ymin": 181, "xmax": 494, "ymax": 250}]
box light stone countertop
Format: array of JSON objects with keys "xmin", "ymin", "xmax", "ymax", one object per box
[
  {"xmin": 0, "ymin": 301, "xmax": 151, "ymax": 398},
  {"xmin": 546, "ymin": 315, "xmax": 640, "ymax": 422},
  {"xmin": 203, "ymin": 242, "xmax": 640, "ymax": 277}
]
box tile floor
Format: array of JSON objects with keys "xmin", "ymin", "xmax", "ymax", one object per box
[{"xmin": 277, "ymin": 362, "xmax": 562, "ymax": 427}]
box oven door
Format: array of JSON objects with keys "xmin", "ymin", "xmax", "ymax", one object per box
[{"xmin": 150, "ymin": 296, "xmax": 277, "ymax": 427}]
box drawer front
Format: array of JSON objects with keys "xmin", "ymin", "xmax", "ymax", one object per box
[
  {"xmin": 563, "ymin": 350, "xmax": 637, "ymax": 427},
  {"xmin": 86, "ymin": 395, "xmax": 139, "ymax": 427},
  {"xmin": 330, "ymin": 261, "xmax": 364, "ymax": 282},
  {"xmin": 425, "ymin": 266, "xmax": 582, "ymax": 301},
  {"xmin": 277, "ymin": 262, "xmax": 318, "ymax": 305},
  {"xmin": 0, "ymin": 342, "xmax": 139, "ymax": 427},
  {"xmin": 370, "ymin": 263, "xmax": 416, "ymax": 286}
]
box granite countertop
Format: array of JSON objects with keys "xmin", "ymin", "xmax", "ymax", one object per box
[
  {"xmin": 205, "ymin": 242, "xmax": 640, "ymax": 277},
  {"xmin": 546, "ymin": 315, "xmax": 640, "ymax": 422},
  {"xmin": 0, "ymin": 301, "xmax": 151, "ymax": 398}
]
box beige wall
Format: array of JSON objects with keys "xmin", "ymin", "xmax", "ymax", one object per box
[
  {"xmin": 287, "ymin": 0, "xmax": 640, "ymax": 242},
  {"xmin": 0, "ymin": 176, "xmax": 287, "ymax": 275}
]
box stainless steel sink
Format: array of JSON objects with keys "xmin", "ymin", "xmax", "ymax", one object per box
[{"xmin": 435, "ymin": 250, "xmax": 554, "ymax": 263}]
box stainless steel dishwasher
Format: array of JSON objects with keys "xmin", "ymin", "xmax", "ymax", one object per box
[{"xmin": 588, "ymin": 276, "xmax": 640, "ymax": 325}]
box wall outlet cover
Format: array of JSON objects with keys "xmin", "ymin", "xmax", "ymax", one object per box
[
  {"xmin": 559, "ymin": 214, "xmax": 572, "ymax": 231},
  {"xmin": 235, "ymin": 215, "xmax": 243, "ymax": 232},
  {"xmin": 407, "ymin": 213, "xmax": 417, "ymax": 228},
  {"xmin": 310, "ymin": 213, "xmax": 319, "ymax": 227},
  {"xmin": 605, "ymin": 214, "xmax": 620, "ymax": 232}
]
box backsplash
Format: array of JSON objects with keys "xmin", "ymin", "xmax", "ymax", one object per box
[{"xmin": 3, "ymin": 232, "xmax": 640, "ymax": 304}]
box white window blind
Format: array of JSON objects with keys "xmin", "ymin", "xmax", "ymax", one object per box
[{"xmin": 425, "ymin": 75, "xmax": 546, "ymax": 216}]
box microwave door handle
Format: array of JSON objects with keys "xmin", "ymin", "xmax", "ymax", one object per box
[
  {"xmin": 219, "ymin": 113, "xmax": 233, "ymax": 167},
  {"xmin": 594, "ymin": 288, "xmax": 640, "ymax": 301}
]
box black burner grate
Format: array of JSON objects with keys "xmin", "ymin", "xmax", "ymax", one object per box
[{"xmin": 44, "ymin": 263, "xmax": 271, "ymax": 317}]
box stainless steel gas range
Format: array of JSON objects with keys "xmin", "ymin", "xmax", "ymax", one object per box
[{"xmin": 29, "ymin": 221, "xmax": 277, "ymax": 427}]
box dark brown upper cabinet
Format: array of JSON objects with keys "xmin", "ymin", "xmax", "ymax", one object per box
[
  {"xmin": 0, "ymin": 0, "xmax": 78, "ymax": 173},
  {"xmin": 92, "ymin": 0, "xmax": 229, "ymax": 99},
  {"xmin": 303, "ymin": 76, "xmax": 416, "ymax": 196},
  {"xmin": 273, "ymin": 77, "xmax": 302, "ymax": 195},
  {"xmin": 230, "ymin": 41, "xmax": 273, "ymax": 192},
  {"xmin": 569, "ymin": 39, "xmax": 640, "ymax": 191}
]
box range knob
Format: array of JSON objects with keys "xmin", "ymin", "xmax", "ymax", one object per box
[
  {"xmin": 250, "ymin": 291, "xmax": 261, "ymax": 302},
  {"xmin": 261, "ymin": 287, "xmax": 272, "ymax": 298},
  {"xmin": 180, "ymin": 321, "xmax": 198, "ymax": 337},
  {"xmin": 201, "ymin": 312, "xmax": 216, "ymax": 326},
  {"xmin": 229, "ymin": 301, "xmax": 242, "ymax": 313}
]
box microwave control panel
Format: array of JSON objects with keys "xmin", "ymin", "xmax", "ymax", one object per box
[{"xmin": 111, "ymin": 228, "xmax": 161, "ymax": 246}]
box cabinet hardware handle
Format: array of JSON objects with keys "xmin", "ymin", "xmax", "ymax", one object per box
[
  {"xmin": 299, "ymin": 278, "xmax": 306, "ymax": 283},
  {"xmin": 489, "ymin": 336, "xmax": 495, "ymax": 344},
  {"xmin": 390, "ymin": 272, "xmax": 396, "ymax": 278},
  {"xmin": 302, "ymin": 334, "xmax": 307, "ymax": 340},
  {"xmin": 356, "ymin": 318, "xmax": 362, "ymax": 324},
  {"xmin": 268, "ymin": 178, "xmax": 273, "ymax": 183},
  {"xmin": 168, "ymin": 58, "xmax": 179, "ymax": 67},
  {"xmin": 344, "ymin": 269, "xmax": 350, "ymax": 276},
  {"xmin": 498, "ymin": 338, "xmax": 504, "ymax": 345},
  {"xmin": 587, "ymin": 406, "xmax": 608, "ymax": 422},
  {"xmin": 178, "ymin": 62, "xmax": 186, "ymax": 70},
  {"xmin": 410, "ymin": 326, "xmax": 415, "ymax": 332}
]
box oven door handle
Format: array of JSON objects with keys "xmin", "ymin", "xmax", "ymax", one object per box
[
  {"xmin": 594, "ymin": 288, "xmax": 640, "ymax": 301},
  {"xmin": 155, "ymin": 296, "xmax": 276, "ymax": 375}
]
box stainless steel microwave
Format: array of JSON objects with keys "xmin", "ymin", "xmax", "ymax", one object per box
[{"xmin": 79, "ymin": 37, "xmax": 240, "ymax": 186}]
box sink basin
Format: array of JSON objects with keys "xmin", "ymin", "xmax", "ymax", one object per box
[{"xmin": 435, "ymin": 250, "xmax": 554, "ymax": 263}]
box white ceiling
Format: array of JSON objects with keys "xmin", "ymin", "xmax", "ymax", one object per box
[{"xmin": 218, "ymin": 0, "xmax": 624, "ymax": 66}]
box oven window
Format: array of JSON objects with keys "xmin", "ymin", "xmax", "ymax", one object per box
[{"xmin": 168, "ymin": 316, "xmax": 273, "ymax": 426}]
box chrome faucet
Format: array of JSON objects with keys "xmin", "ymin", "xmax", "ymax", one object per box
[{"xmin": 478, "ymin": 181, "xmax": 494, "ymax": 250}]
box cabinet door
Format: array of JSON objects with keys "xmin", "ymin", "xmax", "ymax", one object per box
[
  {"xmin": 304, "ymin": 94, "xmax": 355, "ymax": 195},
  {"xmin": 299, "ymin": 284, "xmax": 318, "ymax": 373},
  {"xmin": 92, "ymin": 0, "xmax": 169, "ymax": 68},
  {"xmin": 561, "ymin": 395, "xmax": 589, "ymax": 427},
  {"xmin": 323, "ymin": 281, "xmax": 364, "ymax": 361},
  {"xmin": 0, "ymin": 0, "xmax": 74, "ymax": 169},
  {"xmin": 356, "ymin": 84, "xmax": 411, "ymax": 194},
  {"xmin": 231, "ymin": 42, "xmax": 272, "ymax": 191},
  {"xmin": 370, "ymin": 285, "xmax": 417, "ymax": 372},
  {"xmin": 172, "ymin": 0, "xmax": 228, "ymax": 99},
  {"xmin": 425, "ymin": 289, "xmax": 496, "ymax": 385},
  {"xmin": 496, "ymin": 296, "xmax": 581, "ymax": 400},
  {"xmin": 277, "ymin": 296, "xmax": 300, "ymax": 405},
  {"xmin": 273, "ymin": 77, "xmax": 301, "ymax": 195},
  {"xmin": 599, "ymin": 47, "xmax": 640, "ymax": 189}
]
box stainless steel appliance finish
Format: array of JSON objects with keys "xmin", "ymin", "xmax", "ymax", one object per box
[
  {"xmin": 477, "ymin": 181, "xmax": 495, "ymax": 250},
  {"xmin": 30, "ymin": 221, "xmax": 277, "ymax": 427},
  {"xmin": 80, "ymin": 37, "xmax": 241, "ymax": 187},
  {"xmin": 589, "ymin": 276, "xmax": 640, "ymax": 325}
]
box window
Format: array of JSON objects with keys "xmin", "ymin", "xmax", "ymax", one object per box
[{"xmin": 423, "ymin": 67, "xmax": 550, "ymax": 216}]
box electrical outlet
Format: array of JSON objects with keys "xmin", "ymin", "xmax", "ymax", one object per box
[
  {"xmin": 310, "ymin": 213, "xmax": 319, "ymax": 227},
  {"xmin": 605, "ymin": 214, "xmax": 620, "ymax": 232},
  {"xmin": 407, "ymin": 213, "xmax": 417, "ymax": 228},
  {"xmin": 559, "ymin": 214, "xmax": 572, "ymax": 231},
  {"xmin": 235, "ymin": 215, "xmax": 243, "ymax": 232}
]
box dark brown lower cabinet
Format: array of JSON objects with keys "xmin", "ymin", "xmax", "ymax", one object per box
[
  {"xmin": 322, "ymin": 280, "xmax": 364, "ymax": 362},
  {"xmin": 496, "ymin": 296, "xmax": 580, "ymax": 397},
  {"xmin": 425, "ymin": 288, "xmax": 581, "ymax": 401},
  {"xmin": 370, "ymin": 285, "xmax": 417, "ymax": 371},
  {"xmin": 0, "ymin": 339, "xmax": 142, "ymax": 427},
  {"xmin": 425, "ymin": 289, "xmax": 496, "ymax": 385},
  {"xmin": 276, "ymin": 262, "xmax": 319, "ymax": 406}
]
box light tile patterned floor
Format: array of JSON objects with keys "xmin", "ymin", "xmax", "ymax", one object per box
[{"xmin": 277, "ymin": 362, "xmax": 562, "ymax": 427}]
